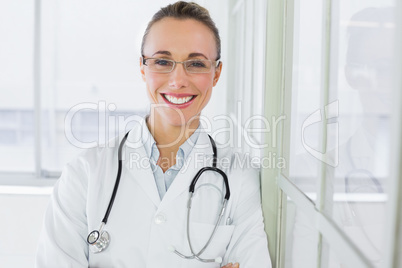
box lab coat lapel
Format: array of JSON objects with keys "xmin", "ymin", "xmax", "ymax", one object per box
[
  {"xmin": 124, "ymin": 122, "xmax": 161, "ymax": 208},
  {"xmin": 157, "ymin": 129, "xmax": 214, "ymax": 213}
]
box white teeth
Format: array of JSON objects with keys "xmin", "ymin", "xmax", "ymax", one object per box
[{"xmin": 164, "ymin": 94, "xmax": 194, "ymax": 104}]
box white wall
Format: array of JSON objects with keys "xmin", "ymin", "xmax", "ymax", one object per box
[{"xmin": 0, "ymin": 194, "xmax": 50, "ymax": 267}]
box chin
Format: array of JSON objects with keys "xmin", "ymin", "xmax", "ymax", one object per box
[
  {"xmin": 153, "ymin": 109, "xmax": 187, "ymax": 126},
  {"xmin": 166, "ymin": 112, "xmax": 202, "ymax": 129}
]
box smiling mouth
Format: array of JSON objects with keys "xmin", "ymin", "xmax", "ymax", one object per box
[{"xmin": 162, "ymin": 94, "xmax": 196, "ymax": 105}]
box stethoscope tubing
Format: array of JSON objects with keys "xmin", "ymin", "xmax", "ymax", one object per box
[
  {"xmin": 102, "ymin": 131, "xmax": 130, "ymax": 224},
  {"xmin": 88, "ymin": 130, "xmax": 230, "ymax": 261},
  {"xmin": 185, "ymin": 196, "xmax": 227, "ymax": 262},
  {"xmin": 189, "ymin": 167, "xmax": 230, "ymax": 200}
]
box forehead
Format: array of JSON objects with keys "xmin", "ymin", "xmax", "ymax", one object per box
[{"xmin": 143, "ymin": 18, "xmax": 217, "ymax": 59}]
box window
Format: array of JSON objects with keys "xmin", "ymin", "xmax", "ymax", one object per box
[
  {"xmin": 227, "ymin": 0, "xmax": 267, "ymax": 158},
  {"xmin": 0, "ymin": 1, "xmax": 35, "ymax": 173},
  {"xmin": 277, "ymin": 0, "xmax": 400, "ymax": 267},
  {"xmin": 0, "ymin": 0, "xmax": 183, "ymax": 178}
]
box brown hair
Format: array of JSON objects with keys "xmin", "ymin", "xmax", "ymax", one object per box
[{"xmin": 141, "ymin": 1, "xmax": 221, "ymax": 60}]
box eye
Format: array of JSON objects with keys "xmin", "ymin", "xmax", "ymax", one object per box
[
  {"xmin": 187, "ymin": 60, "xmax": 207, "ymax": 68},
  {"xmin": 154, "ymin": 59, "xmax": 173, "ymax": 66}
]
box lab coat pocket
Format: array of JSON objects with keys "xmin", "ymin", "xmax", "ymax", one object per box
[{"xmin": 183, "ymin": 221, "xmax": 235, "ymax": 267}]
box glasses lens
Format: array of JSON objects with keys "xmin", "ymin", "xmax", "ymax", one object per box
[
  {"xmin": 185, "ymin": 59, "xmax": 212, "ymax": 73},
  {"xmin": 146, "ymin": 58, "xmax": 174, "ymax": 73}
]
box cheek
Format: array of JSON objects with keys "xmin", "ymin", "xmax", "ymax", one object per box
[
  {"xmin": 145, "ymin": 73, "xmax": 164, "ymax": 93},
  {"xmin": 144, "ymin": 73, "xmax": 166, "ymax": 104},
  {"xmin": 195, "ymin": 75, "xmax": 215, "ymax": 94},
  {"xmin": 194, "ymin": 76, "xmax": 214, "ymax": 110}
]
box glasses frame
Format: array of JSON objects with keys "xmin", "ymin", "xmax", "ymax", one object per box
[{"xmin": 142, "ymin": 56, "xmax": 221, "ymax": 74}]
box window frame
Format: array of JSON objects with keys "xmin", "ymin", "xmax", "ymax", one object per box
[{"xmin": 262, "ymin": 0, "xmax": 402, "ymax": 267}]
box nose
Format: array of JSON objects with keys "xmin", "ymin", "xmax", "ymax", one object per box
[{"xmin": 168, "ymin": 62, "xmax": 189, "ymax": 89}]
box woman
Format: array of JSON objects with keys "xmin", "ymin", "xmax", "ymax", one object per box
[{"xmin": 36, "ymin": 2, "xmax": 271, "ymax": 267}]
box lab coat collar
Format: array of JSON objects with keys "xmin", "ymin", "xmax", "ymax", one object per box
[
  {"xmin": 123, "ymin": 117, "xmax": 215, "ymax": 210},
  {"xmin": 124, "ymin": 118, "xmax": 161, "ymax": 208}
]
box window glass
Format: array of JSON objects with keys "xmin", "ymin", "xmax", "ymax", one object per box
[
  {"xmin": 284, "ymin": 197, "xmax": 318, "ymax": 268},
  {"xmin": 287, "ymin": 0, "xmax": 396, "ymax": 266},
  {"xmin": 0, "ymin": 1, "xmax": 35, "ymax": 172},
  {"xmin": 324, "ymin": 1, "xmax": 396, "ymax": 266},
  {"xmin": 323, "ymin": 237, "xmax": 353, "ymax": 268},
  {"xmin": 0, "ymin": 0, "xmax": 227, "ymax": 176},
  {"xmin": 39, "ymin": 0, "xmax": 174, "ymax": 172},
  {"xmin": 251, "ymin": 0, "xmax": 267, "ymax": 148},
  {"xmin": 288, "ymin": 0, "xmax": 323, "ymax": 199}
]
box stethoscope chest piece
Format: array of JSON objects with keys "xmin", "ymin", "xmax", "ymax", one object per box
[{"xmin": 87, "ymin": 225, "xmax": 110, "ymax": 253}]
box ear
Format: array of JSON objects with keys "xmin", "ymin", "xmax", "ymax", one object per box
[
  {"xmin": 212, "ymin": 61, "xmax": 223, "ymax": 87},
  {"xmin": 140, "ymin": 57, "xmax": 146, "ymax": 82}
]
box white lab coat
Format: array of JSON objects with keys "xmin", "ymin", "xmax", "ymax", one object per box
[{"xmin": 36, "ymin": 119, "xmax": 271, "ymax": 268}]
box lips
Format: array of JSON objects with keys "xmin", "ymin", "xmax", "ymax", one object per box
[{"xmin": 161, "ymin": 93, "xmax": 197, "ymax": 108}]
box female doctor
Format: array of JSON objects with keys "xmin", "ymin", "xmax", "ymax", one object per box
[{"xmin": 35, "ymin": 1, "xmax": 271, "ymax": 267}]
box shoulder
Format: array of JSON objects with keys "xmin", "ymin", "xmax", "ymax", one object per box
[
  {"xmin": 216, "ymin": 146, "xmax": 259, "ymax": 174},
  {"xmin": 62, "ymin": 117, "xmax": 146, "ymax": 182},
  {"xmin": 60, "ymin": 134, "xmax": 123, "ymax": 183},
  {"xmin": 215, "ymin": 145, "xmax": 261, "ymax": 192},
  {"xmin": 214, "ymin": 145, "xmax": 263, "ymax": 226}
]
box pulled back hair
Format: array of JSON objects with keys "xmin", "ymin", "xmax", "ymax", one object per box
[{"xmin": 141, "ymin": 1, "xmax": 221, "ymax": 60}]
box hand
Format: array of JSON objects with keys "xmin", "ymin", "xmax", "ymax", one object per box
[{"xmin": 221, "ymin": 263, "xmax": 239, "ymax": 268}]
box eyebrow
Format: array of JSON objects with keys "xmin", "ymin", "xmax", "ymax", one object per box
[
  {"xmin": 188, "ymin": 53, "xmax": 208, "ymax": 59},
  {"xmin": 152, "ymin": 50, "xmax": 171, "ymax": 56},
  {"xmin": 151, "ymin": 51, "xmax": 208, "ymax": 59}
]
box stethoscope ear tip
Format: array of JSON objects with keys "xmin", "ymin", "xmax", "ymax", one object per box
[{"xmin": 168, "ymin": 245, "xmax": 176, "ymax": 252}]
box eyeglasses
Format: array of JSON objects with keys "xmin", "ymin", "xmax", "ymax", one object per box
[{"xmin": 142, "ymin": 56, "xmax": 220, "ymax": 74}]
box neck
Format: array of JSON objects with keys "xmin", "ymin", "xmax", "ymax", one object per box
[{"xmin": 146, "ymin": 115, "xmax": 199, "ymax": 150}]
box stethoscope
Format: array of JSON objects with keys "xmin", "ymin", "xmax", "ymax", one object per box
[{"xmin": 87, "ymin": 131, "xmax": 230, "ymax": 264}]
